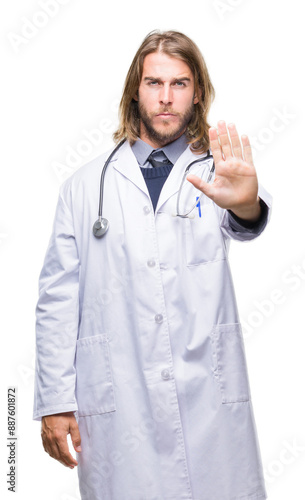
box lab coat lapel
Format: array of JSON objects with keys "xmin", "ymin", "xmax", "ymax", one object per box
[
  {"xmin": 156, "ymin": 146, "xmax": 205, "ymax": 213},
  {"xmin": 112, "ymin": 141, "xmax": 148, "ymax": 196}
]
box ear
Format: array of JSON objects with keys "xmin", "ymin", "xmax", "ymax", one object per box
[
  {"xmin": 133, "ymin": 90, "xmax": 139, "ymax": 102},
  {"xmin": 193, "ymin": 87, "xmax": 202, "ymax": 105}
]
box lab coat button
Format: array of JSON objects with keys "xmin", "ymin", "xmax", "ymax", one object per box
[
  {"xmin": 161, "ymin": 369, "xmax": 170, "ymax": 380},
  {"xmin": 154, "ymin": 314, "xmax": 163, "ymax": 324},
  {"xmin": 147, "ymin": 259, "xmax": 156, "ymax": 268},
  {"xmin": 143, "ymin": 206, "xmax": 151, "ymax": 215}
]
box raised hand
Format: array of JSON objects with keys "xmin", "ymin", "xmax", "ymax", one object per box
[{"xmin": 187, "ymin": 121, "xmax": 261, "ymax": 221}]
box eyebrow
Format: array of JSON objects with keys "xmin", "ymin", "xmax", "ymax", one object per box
[{"xmin": 143, "ymin": 77, "xmax": 191, "ymax": 83}]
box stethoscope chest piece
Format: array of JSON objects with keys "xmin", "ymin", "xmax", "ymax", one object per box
[{"xmin": 93, "ymin": 217, "xmax": 109, "ymax": 238}]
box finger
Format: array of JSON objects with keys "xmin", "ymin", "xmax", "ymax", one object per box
[
  {"xmin": 241, "ymin": 135, "xmax": 254, "ymax": 166},
  {"xmin": 42, "ymin": 426, "xmax": 78, "ymax": 468},
  {"xmin": 227, "ymin": 123, "xmax": 242, "ymax": 158},
  {"xmin": 42, "ymin": 434, "xmax": 72, "ymax": 468},
  {"xmin": 186, "ymin": 174, "xmax": 214, "ymax": 200},
  {"xmin": 52, "ymin": 440, "xmax": 74, "ymax": 468},
  {"xmin": 55, "ymin": 435, "xmax": 78, "ymax": 467},
  {"xmin": 209, "ymin": 127, "xmax": 223, "ymax": 164},
  {"xmin": 217, "ymin": 120, "xmax": 233, "ymax": 159},
  {"xmin": 70, "ymin": 419, "xmax": 82, "ymax": 453}
]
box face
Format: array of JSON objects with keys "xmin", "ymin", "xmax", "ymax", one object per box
[{"xmin": 135, "ymin": 52, "xmax": 199, "ymax": 148}]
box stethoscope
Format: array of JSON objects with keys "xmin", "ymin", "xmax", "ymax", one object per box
[
  {"xmin": 175, "ymin": 152, "xmax": 214, "ymax": 218},
  {"xmin": 92, "ymin": 139, "xmax": 126, "ymax": 238},
  {"xmin": 92, "ymin": 140, "xmax": 215, "ymax": 238}
]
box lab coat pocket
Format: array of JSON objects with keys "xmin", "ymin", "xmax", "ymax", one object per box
[
  {"xmin": 185, "ymin": 204, "xmax": 225, "ymax": 266},
  {"xmin": 210, "ymin": 323, "xmax": 250, "ymax": 404},
  {"xmin": 75, "ymin": 334, "xmax": 116, "ymax": 416}
]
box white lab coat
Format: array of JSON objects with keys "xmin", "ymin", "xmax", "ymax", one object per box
[{"xmin": 34, "ymin": 141, "xmax": 272, "ymax": 500}]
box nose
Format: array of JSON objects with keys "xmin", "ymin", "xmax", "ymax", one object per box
[{"xmin": 159, "ymin": 83, "xmax": 173, "ymax": 105}]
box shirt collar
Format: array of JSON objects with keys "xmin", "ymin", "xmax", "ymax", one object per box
[{"xmin": 131, "ymin": 133, "xmax": 189, "ymax": 166}]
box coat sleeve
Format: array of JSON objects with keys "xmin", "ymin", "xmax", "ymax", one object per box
[
  {"xmin": 219, "ymin": 183, "xmax": 272, "ymax": 241},
  {"xmin": 33, "ymin": 180, "xmax": 79, "ymax": 420}
]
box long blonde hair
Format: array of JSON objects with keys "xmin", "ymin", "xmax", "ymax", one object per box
[{"xmin": 113, "ymin": 30, "xmax": 215, "ymax": 154}]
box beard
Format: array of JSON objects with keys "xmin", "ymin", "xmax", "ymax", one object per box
[{"xmin": 138, "ymin": 100, "xmax": 194, "ymax": 146}]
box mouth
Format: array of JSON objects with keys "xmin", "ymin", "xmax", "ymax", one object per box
[{"xmin": 156, "ymin": 113, "xmax": 176, "ymax": 118}]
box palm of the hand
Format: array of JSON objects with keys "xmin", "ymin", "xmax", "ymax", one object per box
[
  {"xmin": 187, "ymin": 121, "xmax": 261, "ymax": 220},
  {"xmin": 210, "ymin": 156, "xmax": 258, "ymax": 210}
]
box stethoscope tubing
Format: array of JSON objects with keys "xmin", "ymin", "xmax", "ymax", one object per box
[
  {"xmin": 94, "ymin": 141, "xmax": 215, "ymax": 235},
  {"xmin": 98, "ymin": 139, "xmax": 126, "ymax": 218},
  {"xmin": 175, "ymin": 150, "xmax": 215, "ymax": 217}
]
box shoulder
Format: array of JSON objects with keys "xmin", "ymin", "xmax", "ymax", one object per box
[
  {"xmin": 56, "ymin": 148, "xmax": 110, "ymax": 204},
  {"xmin": 58, "ymin": 141, "xmax": 132, "ymax": 199},
  {"xmin": 64, "ymin": 149, "xmax": 110, "ymax": 184},
  {"xmin": 59, "ymin": 145, "xmax": 117, "ymax": 190}
]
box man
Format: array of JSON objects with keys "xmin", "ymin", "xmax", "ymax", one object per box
[{"xmin": 34, "ymin": 30, "xmax": 271, "ymax": 500}]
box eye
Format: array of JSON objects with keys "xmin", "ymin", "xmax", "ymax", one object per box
[{"xmin": 173, "ymin": 81, "xmax": 186, "ymax": 87}]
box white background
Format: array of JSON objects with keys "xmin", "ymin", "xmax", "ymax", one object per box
[{"xmin": 0, "ymin": 0, "xmax": 304, "ymax": 498}]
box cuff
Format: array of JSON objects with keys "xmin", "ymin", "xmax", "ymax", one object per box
[{"xmin": 227, "ymin": 198, "xmax": 269, "ymax": 234}]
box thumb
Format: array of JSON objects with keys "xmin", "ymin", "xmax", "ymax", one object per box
[
  {"xmin": 186, "ymin": 174, "xmax": 214, "ymax": 200},
  {"xmin": 70, "ymin": 418, "xmax": 82, "ymax": 452}
]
